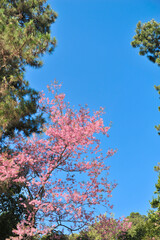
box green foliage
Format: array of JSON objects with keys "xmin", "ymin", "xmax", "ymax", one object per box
[
  {"xmin": 118, "ymin": 211, "xmax": 160, "ymax": 240},
  {"xmin": 0, "ymin": 79, "xmax": 45, "ymax": 142},
  {"xmin": 131, "ymin": 20, "xmax": 160, "ymax": 65},
  {"xmin": 0, "ymin": 0, "xmax": 57, "ymax": 141},
  {"xmin": 0, "ymin": 183, "xmax": 27, "ymax": 240},
  {"xmin": 118, "ymin": 212, "xmax": 148, "ymax": 240},
  {"xmin": 0, "ymin": 0, "xmax": 57, "ymax": 71},
  {"xmin": 144, "ymin": 210, "xmax": 160, "ymax": 239},
  {"xmin": 131, "ymin": 19, "xmax": 160, "ymax": 134},
  {"xmin": 69, "ymin": 231, "xmax": 94, "ymax": 240},
  {"xmin": 127, "ymin": 212, "xmax": 147, "ymax": 239},
  {"xmin": 132, "ymin": 18, "xmax": 160, "ymax": 239}
]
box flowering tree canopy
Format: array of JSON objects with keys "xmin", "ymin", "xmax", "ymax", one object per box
[
  {"xmin": 0, "ymin": 84, "xmax": 116, "ymax": 239},
  {"xmin": 91, "ymin": 214, "xmax": 132, "ymax": 240}
]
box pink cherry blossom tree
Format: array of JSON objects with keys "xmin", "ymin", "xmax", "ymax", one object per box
[{"xmin": 0, "ymin": 84, "xmax": 117, "ymax": 239}]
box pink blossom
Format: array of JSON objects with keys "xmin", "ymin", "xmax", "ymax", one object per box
[{"xmin": 0, "ymin": 84, "xmax": 116, "ymax": 239}]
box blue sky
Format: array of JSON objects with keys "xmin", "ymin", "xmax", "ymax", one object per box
[{"xmin": 26, "ymin": 0, "xmax": 160, "ymax": 219}]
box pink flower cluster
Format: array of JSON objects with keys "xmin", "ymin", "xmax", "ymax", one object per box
[{"xmin": 0, "ymin": 84, "xmax": 116, "ymax": 239}]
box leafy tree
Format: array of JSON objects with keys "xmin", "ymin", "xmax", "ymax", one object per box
[
  {"xmin": 0, "ymin": 0, "xmax": 57, "ymax": 141},
  {"xmin": 117, "ymin": 211, "xmax": 160, "ymax": 240},
  {"xmin": 132, "ymin": 21, "xmax": 160, "ymax": 239},
  {"xmin": 0, "ymin": 1, "xmax": 57, "ymax": 239},
  {"xmin": 0, "ymin": 84, "xmax": 116, "ymax": 239},
  {"xmin": 119, "ymin": 212, "xmax": 148, "ymax": 240},
  {"xmin": 131, "ymin": 20, "xmax": 160, "ymax": 65},
  {"xmin": 131, "ymin": 20, "xmax": 160, "ymax": 133},
  {"xmin": 144, "ymin": 210, "xmax": 160, "ymax": 240}
]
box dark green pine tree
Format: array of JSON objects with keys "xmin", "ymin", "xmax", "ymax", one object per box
[
  {"xmin": 131, "ymin": 19, "xmax": 160, "ymax": 133},
  {"xmin": 0, "ymin": 1, "xmax": 57, "ymax": 239},
  {"xmin": 0, "ymin": 182, "xmax": 28, "ymax": 239},
  {"xmin": 131, "ymin": 20, "xmax": 160, "ymax": 65},
  {"xmin": 0, "ymin": 0, "xmax": 57, "ymax": 141},
  {"xmin": 132, "ymin": 19, "xmax": 160, "ymax": 239}
]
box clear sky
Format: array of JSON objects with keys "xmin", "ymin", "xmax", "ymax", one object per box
[{"xmin": 26, "ymin": 0, "xmax": 160, "ymax": 219}]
